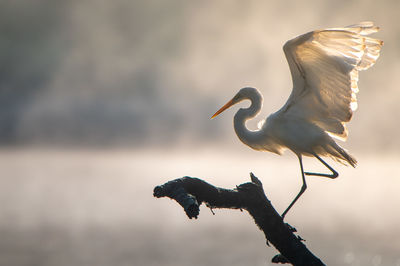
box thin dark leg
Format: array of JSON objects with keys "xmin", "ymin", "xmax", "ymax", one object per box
[
  {"xmin": 281, "ymin": 155, "xmax": 307, "ymax": 219},
  {"xmin": 304, "ymin": 154, "xmax": 338, "ymax": 179}
]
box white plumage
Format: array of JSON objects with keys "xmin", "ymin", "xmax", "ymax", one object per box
[
  {"xmin": 282, "ymin": 21, "xmax": 383, "ymax": 143},
  {"xmin": 211, "ymin": 22, "xmax": 383, "ymax": 218}
]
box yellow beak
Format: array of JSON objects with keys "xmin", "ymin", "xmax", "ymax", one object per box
[{"xmin": 211, "ymin": 98, "xmax": 235, "ymax": 119}]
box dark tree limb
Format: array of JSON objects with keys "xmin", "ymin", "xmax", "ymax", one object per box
[{"xmin": 153, "ymin": 173, "xmax": 325, "ymax": 266}]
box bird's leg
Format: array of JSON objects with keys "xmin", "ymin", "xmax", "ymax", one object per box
[
  {"xmin": 281, "ymin": 155, "xmax": 307, "ymax": 219},
  {"xmin": 304, "ymin": 154, "xmax": 338, "ymax": 179}
]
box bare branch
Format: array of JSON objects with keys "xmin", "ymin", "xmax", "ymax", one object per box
[{"xmin": 153, "ymin": 173, "xmax": 325, "ymax": 266}]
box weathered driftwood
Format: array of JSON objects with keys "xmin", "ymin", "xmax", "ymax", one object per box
[{"xmin": 153, "ymin": 173, "xmax": 325, "ymax": 266}]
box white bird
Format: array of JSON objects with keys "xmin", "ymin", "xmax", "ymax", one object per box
[{"xmin": 211, "ymin": 22, "xmax": 383, "ymax": 219}]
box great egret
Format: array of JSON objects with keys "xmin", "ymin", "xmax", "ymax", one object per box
[{"xmin": 211, "ymin": 22, "xmax": 383, "ymax": 219}]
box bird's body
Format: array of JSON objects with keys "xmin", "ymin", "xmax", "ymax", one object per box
[
  {"xmin": 230, "ymin": 87, "xmax": 356, "ymax": 165},
  {"xmin": 212, "ymin": 22, "xmax": 383, "ymax": 218}
]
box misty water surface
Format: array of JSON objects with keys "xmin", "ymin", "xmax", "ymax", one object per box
[{"xmin": 0, "ymin": 148, "xmax": 398, "ymax": 266}]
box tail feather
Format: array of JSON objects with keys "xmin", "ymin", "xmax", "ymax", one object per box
[{"xmin": 329, "ymin": 143, "xmax": 357, "ymax": 167}]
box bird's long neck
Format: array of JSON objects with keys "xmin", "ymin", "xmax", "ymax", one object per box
[{"xmin": 233, "ymin": 90, "xmax": 264, "ymax": 150}]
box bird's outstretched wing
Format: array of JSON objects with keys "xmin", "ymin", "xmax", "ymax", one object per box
[{"xmin": 282, "ymin": 22, "xmax": 383, "ymax": 140}]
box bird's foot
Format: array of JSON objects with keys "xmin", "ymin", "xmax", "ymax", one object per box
[{"xmin": 285, "ymin": 223, "xmax": 297, "ymax": 232}]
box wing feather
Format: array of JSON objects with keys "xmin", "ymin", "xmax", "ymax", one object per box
[{"xmin": 282, "ymin": 22, "xmax": 383, "ymax": 140}]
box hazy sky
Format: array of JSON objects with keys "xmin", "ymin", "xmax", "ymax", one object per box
[{"xmin": 1, "ymin": 0, "xmax": 399, "ymax": 152}]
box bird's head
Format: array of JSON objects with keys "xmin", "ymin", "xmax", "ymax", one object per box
[{"xmin": 211, "ymin": 87, "xmax": 258, "ymax": 119}]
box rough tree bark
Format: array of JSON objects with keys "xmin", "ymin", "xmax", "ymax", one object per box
[{"xmin": 153, "ymin": 173, "xmax": 325, "ymax": 266}]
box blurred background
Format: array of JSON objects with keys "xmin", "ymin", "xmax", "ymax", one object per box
[{"xmin": 1, "ymin": 0, "xmax": 399, "ymax": 265}]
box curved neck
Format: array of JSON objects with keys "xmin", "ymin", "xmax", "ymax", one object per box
[{"xmin": 233, "ymin": 90, "xmax": 263, "ymax": 150}]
